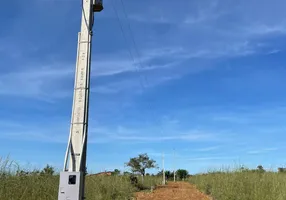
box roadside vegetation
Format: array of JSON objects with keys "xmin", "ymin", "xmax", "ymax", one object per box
[
  {"xmin": 7, "ymin": 153, "xmax": 286, "ymax": 200},
  {"xmin": 190, "ymin": 165, "xmax": 286, "ymax": 200},
  {"xmin": 0, "ymin": 155, "xmax": 162, "ymax": 200}
]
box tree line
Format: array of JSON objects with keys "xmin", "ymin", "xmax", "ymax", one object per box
[{"xmin": 13, "ymin": 155, "xmax": 286, "ymax": 179}]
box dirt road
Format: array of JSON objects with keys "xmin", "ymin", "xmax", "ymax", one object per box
[{"xmin": 135, "ymin": 182, "xmax": 210, "ymax": 200}]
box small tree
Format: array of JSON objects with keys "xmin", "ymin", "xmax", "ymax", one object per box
[
  {"xmin": 176, "ymin": 169, "xmax": 188, "ymax": 180},
  {"xmin": 41, "ymin": 164, "xmax": 55, "ymax": 176},
  {"xmin": 112, "ymin": 169, "xmax": 121, "ymax": 176},
  {"xmin": 126, "ymin": 153, "xmax": 157, "ymax": 182},
  {"xmin": 257, "ymin": 165, "xmax": 265, "ymax": 173},
  {"xmin": 165, "ymin": 170, "xmax": 171, "ymax": 180},
  {"xmin": 123, "ymin": 171, "xmax": 131, "ymax": 176}
]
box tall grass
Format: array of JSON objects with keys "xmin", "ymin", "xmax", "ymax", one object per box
[
  {"xmin": 0, "ymin": 158, "xmax": 162, "ymax": 200},
  {"xmin": 86, "ymin": 175, "xmax": 161, "ymax": 199},
  {"xmin": 0, "ymin": 157, "xmax": 59, "ymax": 200},
  {"xmin": 190, "ymin": 169, "xmax": 286, "ymax": 200},
  {"xmin": 85, "ymin": 175, "xmax": 136, "ymax": 200}
]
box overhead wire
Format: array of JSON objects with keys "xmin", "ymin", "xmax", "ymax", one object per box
[
  {"xmin": 118, "ymin": 0, "xmax": 148, "ymax": 77},
  {"xmin": 115, "ymin": 0, "xmax": 168, "ymax": 153},
  {"xmin": 111, "ymin": 0, "xmax": 147, "ymax": 91},
  {"xmin": 111, "ymin": 0, "xmax": 164, "ymax": 158},
  {"xmin": 120, "ymin": 0, "xmax": 173, "ymax": 158}
]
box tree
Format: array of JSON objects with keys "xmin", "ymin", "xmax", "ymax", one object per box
[
  {"xmin": 278, "ymin": 167, "xmax": 286, "ymax": 173},
  {"xmin": 176, "ymin": 169, "xmax": 188, "ymax": 180},
  {"xmin": 123, "ymin": 171, "xmax": 131, "ymax": 176},
  {"xmin": 16, "ymin": 169, "xmax": 40, "ymax": 176},
  {"xmin": 165, "ymin": 170, "xmax": 172, "ymax": 179},
  {"xmin": 126, "ymin": 153, "xmax": 157, "ymax": 177},
  {"xmin": 257, "ymin": 165, "xmax": 265, "ymax": 173},
  {"xmin": 112, "ymin": 169, "xmax": 121, "ymax": 176},
  {"xmin": 156, "ymin": 170, "xmax": 163, "ymax": 176},
  {"xmin": 41, "ymin": 164, "xmax": 55, "ymax": 175}
]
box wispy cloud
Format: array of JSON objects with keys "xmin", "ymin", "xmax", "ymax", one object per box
[
  {"xmin": 91, "ymin": 46, "xmax": 188, "ymax": 77},
  {"xmin": 0, "ymin": 45, "xmax": 187, "ymax": 99},
  {"xmin": 111, "ymin": 133, "xmax": 212, "ymax": 142},
  {"xmin": 0, "ymin": 119, "xmax": 69, "ymax": 143},
  {"xmin": 88, "ymin": 126, "xmax": 220, "ymax": 144},
  {"xmin": 188, "ymin": 156, "xmax": 235, "ymax": 161},
  {"xmin": 0, "ymin": 63, "xmax": 73, "ymax": 100},
  {"xmin": 195, "ymin": 146, "xmax": 220, "ymax": 152},
  {"xmin": 3, "ymin": 0, "xmax": 286, "ymax": 101},
  {"xmin": 0, "ymin": 116, "xmax": 224, "ymax": 144},
  {"xmin": 244, "ymin": 24, "xmax": 286, "ymax": 36},
  {"xmin": 208, "ymin": 106, "xmax": 286, "ymax": 125},
  {"xmin": 0, "ymin": 126, "xmax": 68, "ymax": 144},
  {"xmin": 125, "ymin": 0, "xmax": 286, "ymax": 60},
  {"xmin": 2, "ymin": 0, "xmax": 286, "ymax": 173},
  {"xmin": 247, "ymin": 148, "xmax": 279, "ymax": 155}
]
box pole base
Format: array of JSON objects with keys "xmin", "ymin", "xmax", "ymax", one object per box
[{"xmin": 58, "ymin": 172, "xmax": 84, "ymax": 200}]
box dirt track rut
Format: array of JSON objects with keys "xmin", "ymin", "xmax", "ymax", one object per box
[{"xmin": 135, "ymin": 182, "xmax": 211, "ymax": 200}]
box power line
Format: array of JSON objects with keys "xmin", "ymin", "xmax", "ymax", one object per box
[
  {"xmin": 118, "ymin": 0, "xmax": 146, "ymax": 71},
  {"xmin": 113, "ymin": 1, "xmax": 168, "ymax": 162},
  {"xmin": 111, "ymin": 0, "xmax": 147, "ymax": 91},
  {"xmin": 118, "ymin": 1, "xmax": 170, "ymax": 162}
]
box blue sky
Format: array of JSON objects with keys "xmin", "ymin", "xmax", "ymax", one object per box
[{"xmin": 1, "ymin": 0, "xmax": 286, "ymax": 174}]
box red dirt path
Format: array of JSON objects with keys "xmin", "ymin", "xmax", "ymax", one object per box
[{"xmin": 135, "ymin": 182, "xmax": 211, "ymax": 200}]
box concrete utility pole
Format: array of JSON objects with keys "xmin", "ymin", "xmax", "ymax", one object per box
[
  {"xmin": 162, "ymin": 153, "xmax": 166, "ymax": 185},
  {"xmin": 58, "ymin": 1, "xmax": 103, "ymax": 200},
  {"xmin": 173, "ymin": 148, "xmax": 176, "ymax": 182}
]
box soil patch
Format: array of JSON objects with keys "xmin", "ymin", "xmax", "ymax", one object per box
[{"xmin": 135, "ymin": 182, "xmax": 211, "ymax": 200}]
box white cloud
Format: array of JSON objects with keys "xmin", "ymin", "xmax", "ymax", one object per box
[
  {"xmin": 0, "ymin": 63, "xmax": 73, "ymax": 100},
  {"xmin": 195, "ymin": 146, "xmax": 220, "ymax": 152},
  {"xmin": 125, "ymin": 0, "xmax": 286, "ymax": 60},
  {"xmin": 111, "ymin": 133, "xmax": 212, "ymax": 142},
  {"xmin": 188, "ymin": 156, "xmax": 235, "ymax": 161},
  {"xmin": 88, "ymin": 125, "xmax": 220, "ymax": 143},
  {"xmin": 0, "ymin": 45, "xmax": 188, "ymax": 99},
  {"xmin": 91, "ymin": 46, "xmax": 188, "ymax": 77},
  {"xmin": 0, "ymin": 118, "xmax": 70, "ymax": 143},
  {"xmin": 245, "ymin": 24, "xmax": 286, "ymax": 36},
  {"xmin": 3, "ymin": 0, "xmax": 286, "ymax": 101},
  {"xmin": 247, "ymin": 148, "xmax": 279, "ymax": 155},
  {"xmin": 0, "ymin": 116, "xmax": 224, "ymax": 144},
  {"xmin": 0, "ymin": 126, "xmax": 68, "ymax": 144}
]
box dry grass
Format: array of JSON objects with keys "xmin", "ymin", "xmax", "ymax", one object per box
[
  {"xmin": 0, "ymin": 157, "xmax": 162, "ymax": 200},
  {"xmin": 190, "ymin": 168, "xmax": 286, "ymax": 200}
]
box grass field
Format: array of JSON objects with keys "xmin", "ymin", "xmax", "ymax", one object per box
[
  {"xmin": 0, "ymin": 158, "xmax": 162, "ymax": 200},
  {"xmin": 0, "ymin": 173, "xmax": 161, "ymax": 200},
  {"xmin": 3, "ymin": 157, "xmax": 286, "ymax": 200},
  {"xmin": 190, "ymin": 169, "xmax": 286, "ymax": 200}
]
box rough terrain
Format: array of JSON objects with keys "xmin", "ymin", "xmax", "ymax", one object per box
[{"xmin": 135, "ymin": 182, "xmax": 211, "ymax": 200}]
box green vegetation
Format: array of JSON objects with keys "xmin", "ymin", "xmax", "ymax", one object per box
[
  {"xmin": 126, "ymin": 153, "xmax": 157, "ymax": 177},
  {"xmin": 85, "ymin": 175, "xmax": 161, "ymax": 199},
  {"xmin": 0, "ymin": 157, "xmax": 161, "ymax": 200},
  {"xmin": 156, "ymin": 169, "xmax": 189, "ymax": 181},
  {"xmin": 190, "ymin": 166, "xmax": 286, "ymax": 200},
  {"xmin": 176, "ymin": 169, "xmax": 189, "ymax": 180},
  {"xmin": 5, "ymin": 153, "xmax": 286, "ymax": 200},
  {"xmin": 0, "ymin": 158, "xmax": 58, "ymax": 200}
]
